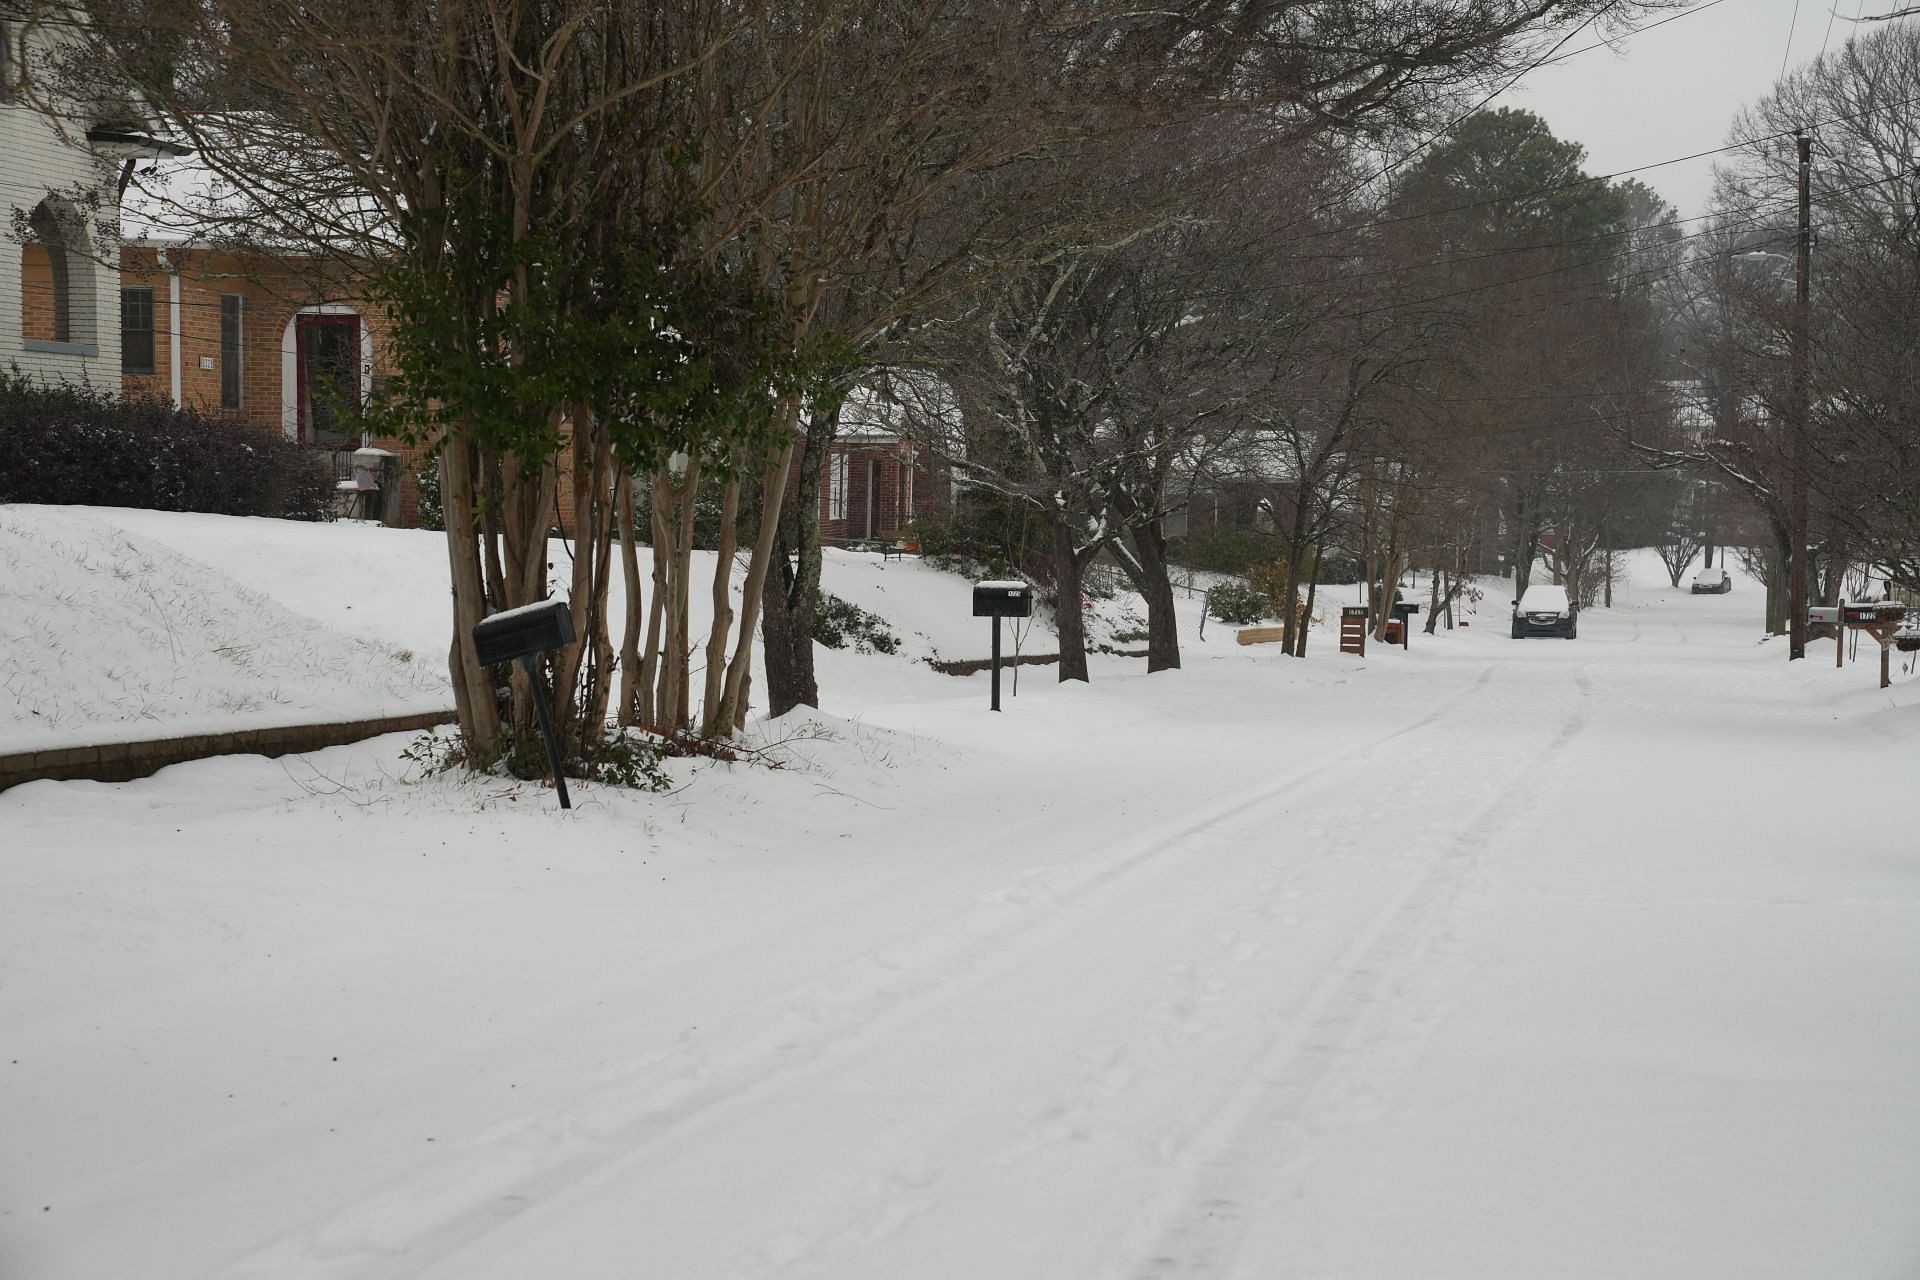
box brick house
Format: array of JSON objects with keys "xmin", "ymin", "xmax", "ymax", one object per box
[
  {"xmin": 116, "ymin": 242, "xmax": 427, "ymax": 524},
  {"xmin": 814, "ymin": 422, "xmax": 949, "ymax": 546}
]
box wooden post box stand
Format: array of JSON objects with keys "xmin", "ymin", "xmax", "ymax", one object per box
[
  {"xmin": 1836, "ymin": 601, "xmax": 1909, "ymax": 689},
  {"xmin": 1339, "ymin": 606, "xmax": 1368, "ymax": 656}
]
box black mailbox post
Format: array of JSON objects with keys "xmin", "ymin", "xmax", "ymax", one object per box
[
  {"xmin": 1391, "ymin": 600, "xmax": 1421, "ymax": 650},
  {"xmin": 473, "ymin": 599, "xmax": 576, "ymax": 810},
  {"xmin": 973, "ymin": 580, "xmax": 1034, "ymax": 711}
]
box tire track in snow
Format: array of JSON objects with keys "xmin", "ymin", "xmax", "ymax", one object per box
[
  {"xmin": 206, "ymin": 666, "xmax": 1505, "ymax": 1280},
  {"xmin": 1118, "ymin": 666, "xmax": 1594, "ymax": 1279}
]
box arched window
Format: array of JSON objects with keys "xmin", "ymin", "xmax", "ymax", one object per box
[{"xmin": 19, "ymin": 197, "xmax": 97, "ymax": 351}]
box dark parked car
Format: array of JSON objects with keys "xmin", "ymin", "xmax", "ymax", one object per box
[
  {"xmin": 1511, "ymin": 582, "xmax": 1578, "ymax": 639},
  {"xmin": 1691, "ymin": 565, "xmax": 1732, "ymax": 594}
]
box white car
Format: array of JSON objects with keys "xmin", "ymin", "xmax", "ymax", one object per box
[
  {"xmin": 1691, "ymin": 565, "xmax": 1732, "ymax": 594},
  {"xmin": 1511, "ymin": 582, "xmax": 1578, "ymax": 639}
]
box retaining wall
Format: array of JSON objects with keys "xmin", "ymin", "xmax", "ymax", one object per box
[{"xmin": 0, "ymin": 709, "xmax": 455, "ymax": 793}]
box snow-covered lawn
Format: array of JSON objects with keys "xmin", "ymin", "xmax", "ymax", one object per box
[
  {"xmin": 3, "ymin": 511, "xmax": 1917, "ymax": 1279},
  {"xmin": 0, "ymin": 507, "xmax": 447, "ymax": 751}
]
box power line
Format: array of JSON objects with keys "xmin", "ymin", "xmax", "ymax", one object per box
[
  {"xmin": 1349, "ymin": 1, "xmax": 1621, "ymax": 197},
  {"xmin": 23, "ymin": 166, "xmax": 1900, "ymax": 354},
  {"xmin": 1528, "ymin": 0, "xmax": 1738, "ymax": 71},
  {"xmin": 1326, "ymin": 0, "xmax": 1745, "ymax": 225},
  {"xmin": 1276, "ymin": 91, "xmax": 1920, "ymax": 250},
  {"xmin": 1123, "ymin": 112, "xmax": 1920, "ymax": 308},
  {"xmin": 1185, "ymin": 165, "xmax": 1911, "ymax": 320}
]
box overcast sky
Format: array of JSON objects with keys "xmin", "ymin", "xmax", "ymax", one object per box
[{"xmin": 1508, "ymin": 0, "xmax": 1901, "ymax": 218}]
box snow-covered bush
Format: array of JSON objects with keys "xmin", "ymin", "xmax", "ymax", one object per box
[
  {"xmin": 1206, "ymin": 580, "xmax": 1272, "ymax": 625},
  {"xmin": 814, "ymin": 593, "xmax": 900, "ymax": 654},
  {"xmin": 0, "ymin": 371, "xmax": 333, "ymax": 519}
]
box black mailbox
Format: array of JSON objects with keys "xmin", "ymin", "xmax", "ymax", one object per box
[
  {"xmin": 973, "ymin": 580, "xmax": 1034, "ymax": 618},
  {"xmin": 471, "ymin": 599, "xmax": 577, "ymax": 810},
  {"xmin": 1392, "ymin": 601, "xmax": 1421, "ymax": 617},
  {"xmin": 473, "ymin": 599, "xmax": 576, "ymax": 667},
  {"xmin": 974, "ymin": 580, "xmax": 1032, "ymax": 712}
]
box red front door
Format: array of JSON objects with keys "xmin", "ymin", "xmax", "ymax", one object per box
[{"xmin": 296, "ymin": 314, "xmax": 361, "ymax": 446}]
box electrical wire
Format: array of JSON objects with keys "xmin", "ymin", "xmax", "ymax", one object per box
[
  {"xmin": 1274, "ymin": 91, "xmax": 1920, "ymax": 250},
  {"xmin": 1345, "ymin": 0, "xmax": 1624, "ymax": 198}
]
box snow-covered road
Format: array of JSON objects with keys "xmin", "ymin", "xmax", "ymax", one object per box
[{"xmin": 5, "ymin": 564, "xmax": 1918, "ymax": 1279}]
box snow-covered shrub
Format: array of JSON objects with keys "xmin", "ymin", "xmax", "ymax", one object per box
[
  {"xmin": 402, "ymin": 725, "xmax": 677, "ymax": 791},
  {"xmin": 1206, "ymin": 580, "xmax": 1272, "ymax": 625},
  {"xmin": 814, "ymin": 593, "xmax": 900, "ymax": 654},
  {"xmin": 0, "ymin": 371, "xmax": 333, "ymax": 519}
]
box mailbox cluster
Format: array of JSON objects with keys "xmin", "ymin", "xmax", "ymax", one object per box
[
  {"xmin": 1337, "ymin": 601, "xmax": 1421, "ymax": 657},
  {"xmin": 1812, "ymin": 600, "xmax": 1911, "ymax": 690}
]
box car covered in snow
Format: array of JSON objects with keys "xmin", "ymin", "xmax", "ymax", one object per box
[
  {"xmin": 1691, "ymin": 565, "xmax": 1732, "ymax": 594},
  {"xmin": 1511, "ymin": 582, "xmax": 1577, "ymax": 639}
]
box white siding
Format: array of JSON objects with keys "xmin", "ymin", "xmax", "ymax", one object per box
[{"xmin": 0, "ymin": 15, "xmax": 124, "ymax": 390}]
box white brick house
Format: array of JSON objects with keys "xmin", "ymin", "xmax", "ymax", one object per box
[{"xmin": 1, "ymin": 9, "xmax": 183, "ymax": 391}]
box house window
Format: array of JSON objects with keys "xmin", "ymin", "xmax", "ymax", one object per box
[
  {"xmin": 21, "ymin": 198, "xmax": 95, "ymax": 349},
  {"xmin": 220, "ymin": 295, "xmax": 243, "ymax": 409},
  {"xmin": 120, "ymin": 287, "xmax": 155, "ymax": 375},
  {"xmin": 828, "ymin": 453, "xmax": 848, "ymax": 521},
  {"xmin": 24, "ymin": 206, "xmax": 70, "ymax": 343}
]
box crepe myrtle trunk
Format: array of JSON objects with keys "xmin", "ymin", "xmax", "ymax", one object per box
[
  {"xmin": 761, "ymin": 405, "xmax": 835, "ymax": 717},
  {"xmin": 1051, "ymin": 520, "xmax": 1091, "ymax": 683}
]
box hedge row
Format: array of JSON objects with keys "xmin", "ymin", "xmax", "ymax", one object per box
[{"xmin": 0, "ymin": 371, "xmax": 334, "ymax": 520}]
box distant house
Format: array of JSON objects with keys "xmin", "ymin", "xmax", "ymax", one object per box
[
  {"xmin": 811, "ymin": 389, "xmax": 951, "ymax": 546},
  {"xmin": 1174, "ymin": 479, "xmax": 1283, "ymax": 538},
  {"xmin": 2, "ymin": 9, "xmax": 184, "ymax": 389},
  {"xmin": 816, "ymin": 424, "xmax": 948, "ymax": 545}
]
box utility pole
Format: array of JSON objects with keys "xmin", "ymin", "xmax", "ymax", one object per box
[{"xmin": 1788, "ymin": 130, "xmax": 1812, "ymax": 661}]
